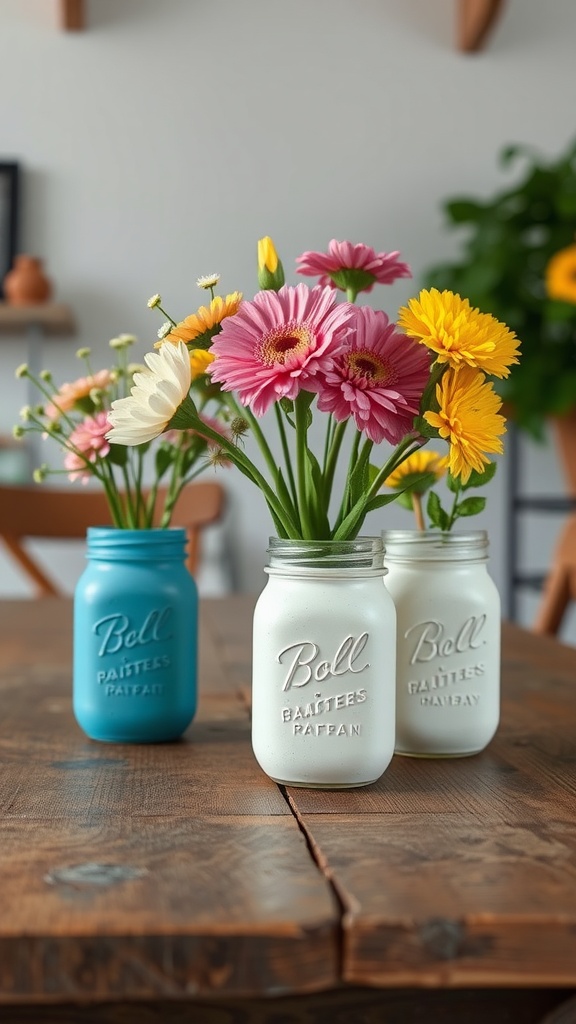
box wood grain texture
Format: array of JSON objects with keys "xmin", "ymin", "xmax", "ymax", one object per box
[
  {"xmin": 0, "ymin": 988, "xmax": 572, "ymax": 1023},
  {"xmin": 3, "ymin": 597, "xmax": 576, "ymax": 1008},
  {"xmin": 0, "ymin": 598, "xmax": 337, "ymax": 1000},
  {"xmin": 282, "ymin": 621, "xmax": 576, "ymax": 987}
]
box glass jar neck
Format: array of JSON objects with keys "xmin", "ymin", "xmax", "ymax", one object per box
[
  {"xmin": 86, "ymin": 526, "xmax": 187, "ymax": 562},
  {"xmin": 266, "ymin": 536, "xmax": 386, "ymax": 577},
  {"xmin": 383, "ymin": 529, "xmax": 489, "ymax": 564}
]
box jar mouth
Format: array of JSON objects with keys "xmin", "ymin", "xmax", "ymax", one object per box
[
  {"xmin": 382, "ymin": 529, "xmax": 489, "ymax": 562},
  {"xmin": 86, "ymin": 526, "xmax": 188, "ymax": 560},
  {"xmin": 267, "ymin": 536, "xmax": 386, "ymax": 574}
]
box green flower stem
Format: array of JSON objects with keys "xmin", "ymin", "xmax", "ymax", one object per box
[
  {"xmin": 346, "ymin": 287, "xmax": 358, "ymax": 303},
  {"xmin": 274, "ymin": 403, "xmax": 298, "ymax": 513},
  {"xmin": 323, "ymin": 420, "xmax": 348, "ymax": 501},
  {"xmin": 120, "ymin": 462, "xmax": 138, "ymax": 527},
  {"xmin": 295, "ymin": 393, "xmax": 314, "ymax": 539},
  {"xmin": 171, "ymin": 399, "xmax": 299, "ymax": 536},
  {"xmin": 367, "ymin": 437, "xmax": 425, "ymax": 500},
  {"xmin": 446, "ymin": 479, "xmax": 462, "ymax": 530},
  {"xmin": 225, "ymin": 393, "xmax": 278, "ymax": 481},
  {"xmin": 156, "ymin": 304, "xmax": 177, "ymax": 327}
]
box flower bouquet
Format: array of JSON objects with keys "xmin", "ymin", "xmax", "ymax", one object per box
[
  {"xmin": 14, "ymin": 332, "xmax": 230, "ymax": 528},
  {"xmin": 107, "ymin": 239, "xmax": 520, "ymax": 540}
]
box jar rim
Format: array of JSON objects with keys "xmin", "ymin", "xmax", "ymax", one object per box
[
  {"xmin": 382, "ymin": 529, "xmax": 489, "ymax": 562},
  {"xmin": 266, "ymin": 535, "xmax": 386, "ymax": 575}
]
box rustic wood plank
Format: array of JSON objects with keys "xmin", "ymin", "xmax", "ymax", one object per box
[
  {"xmin": 0, "ymin": 987, "xmax": 572, "ymax": 1022},
  {"xmin": 282, "ymin": 620, "xmax": 576, "ymax": 987},
  {"xmin": 0, "ymin": 598, "xmax": 341, "ymax": 1000}
]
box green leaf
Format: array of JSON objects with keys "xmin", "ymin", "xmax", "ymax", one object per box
[
  {"xmin": 455, "ymin": 496, "xmax": 486, "ymax": 517},
  {"xmin": 393, "ymin": 491, "xmax": 416, "ymax": 511},
  {"xmin": 462, "ymin": 462, "xmax": 497, "ymax": 489},
  {"xmin": 446, "ymin": 472, "xmax": 460, "ymax": 494},
  {"xmin": 155, "ymin": 445, "xmax": 174, "ymax": 477},
  {"xmin": 106, "ymin": 442, "xmax": 128, "ymax": 467},
  {"xmin": 444, "ymin": 199, "xmax": 487, "ymax": 224},
  {"xmin": 427, "ymin": 491, "xmax": 450, "ymax": 531}
]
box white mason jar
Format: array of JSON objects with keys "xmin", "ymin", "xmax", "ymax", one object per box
[
  {"xmin": 252, "ymin": 537, "xmax": 397, "ymax": 788},
  {"xmin": 383, "ymin": 530, "xmax": 500, "ymax": 757}
]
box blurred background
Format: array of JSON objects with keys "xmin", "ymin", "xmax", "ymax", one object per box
[{"xmin": 0, "ymin": 0, "xmax": 575, "ymax": 641}]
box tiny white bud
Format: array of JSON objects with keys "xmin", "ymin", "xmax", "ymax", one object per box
[
  {"xmin": 12, "ymin": 425, "xmax": 24, "ymax": 439},
  {"xmin": 109, "ymin": 333, "xmax": 136, "ymax": 350},
  {"xmin": 19, "ymin": 405, "xmax": 32, "ymax": 421},
  {"xmin": 39, "ymin": 369, "xmax": 52, "ymax": 382},
  {"xmin": 157, "ymin": 321, "xmax": 172, "ymax": 340},
  {"xmin": 76, "ymin": 346, "xmax": 91, "ymax": 359},
  {"xmin": 15, "ymin": 363, "xmax": 29, "ymax": 379},
  {"xmin": 147, "ymin": 293, "xmax": 161, "ymax": 308},
  {"xmin": 197, "ymin": 273, "xmax": 220, "ymax": 290}
]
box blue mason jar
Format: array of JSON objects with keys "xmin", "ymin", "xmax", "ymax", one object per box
[{"xmin": 73, "ymin": 527, "xmax": 198, "ymax": 743}]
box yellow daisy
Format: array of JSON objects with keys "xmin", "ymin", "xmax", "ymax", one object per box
[
  {"xmin": 385, "ymin": 449, "xmax": 448, "ymax": 491},
  {"xmin": 190, "ymin": 348, "xmax": 214, "ymax": 379},
  {"xmin": 162, "ymin": 292, "xmax": 243, "ymax": 348},
  {"xmin": 423, "ymin": 366, "xmax": 505, "ymax": 484},
  {"xmin": 545, "ymin": 244, "xmax": 576, "ymax": 303},
  {"xmin": 398, "ymin": 288, "xmax": 520, "ymax": 378}
]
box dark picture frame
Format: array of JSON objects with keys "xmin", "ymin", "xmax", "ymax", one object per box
[{"xmin": 0, "ymin": 162, "xmax": 19, "ymax": 299}]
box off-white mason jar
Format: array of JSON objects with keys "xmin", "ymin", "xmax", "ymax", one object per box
[
  {"xmin": 252, "ymin": 537, "xmax": 397, "ymax": 788},
  {"xmin": 383, "ymin": 530, "xmax": 500, "ymax": 757}
]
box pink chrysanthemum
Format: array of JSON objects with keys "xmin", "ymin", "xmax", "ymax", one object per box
[
  {"xmin": 209, "ymin": 284, "xmax": 356, "ymax": 417},
  {"xmin": 45, "ymin": 370, "xmax": 115, "ymax": 421},
  {"xmin": 295, "ymin": 240, "xmax": 411, "ymax": 294},
  {"xmin": 311, "ymin": 307, "xmax": 431, "ymax": 445},
  {"xmin": 64, "ymin": 411, "xmax": 111, "ymax": 483}
]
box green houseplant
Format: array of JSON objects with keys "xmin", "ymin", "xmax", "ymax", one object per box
[{"xmin": 424, "ymin": 137, "xmax": 576, "ymax": 438}]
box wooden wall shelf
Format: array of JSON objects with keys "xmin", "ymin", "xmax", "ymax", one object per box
[{"xmin": 0, "ymin": 303, "xmax": 76, "ymax": 336}]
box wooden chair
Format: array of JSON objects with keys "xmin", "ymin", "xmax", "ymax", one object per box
[
  {"xmin": 0, "ymin": 481, "xmax": 226, "ymax": 597},
  {"xmin": 533, "ymin": 514, "xmax": 576, "ymax": 636}
]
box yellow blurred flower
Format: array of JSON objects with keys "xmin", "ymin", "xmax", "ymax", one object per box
[
  {"xmin": 424, "ymin": 365, "xmax": 505, "ymax": 483},
  {"xmin": 545, "ymin": 244, "xmax": 576, "ymax": 303},
  {"xmin": 398, "ymin": 288, "xmax": 520, "ymax": 379},
  {"xmin": 190, "ymin": 348, "xmax": 214, "ymax": 379},
  {"xmin": 159, "ymin": 292, "xmax": 243, "ymax": 348},
  {"xmin": 385, "ymin": 449, "xmax": 448, "ymax": 491}
]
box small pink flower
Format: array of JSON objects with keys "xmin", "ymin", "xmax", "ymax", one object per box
[
  {"xmin": 296, "ymin": 240, "xmax": 411, "ymax": 294},
  {"xmin": 64, "ymin": 411, "xmax": 111, "ymax": 483},
  {"xmin": 45, "ymin": 370, "xmax": 114, "ymax": 421},
  {"xmin": 310, "ymin": 306, "xmax": 431, "ymax": 445},
  {"xmin": 209, "ymin": 284, "xmax": 356, "ymax": 417}
]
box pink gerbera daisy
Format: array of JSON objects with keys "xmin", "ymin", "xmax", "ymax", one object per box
[
  {"xmin": 296, "ymin": 240, "xmax": 411, "ymax": 297},
  {"xmin": 209, "ymin": 284, "xmax": 356, "ymax": 417},
  {"xmin": 64, "ymin": 410, "xmax": 111, "ymax": 483},
  {"xmin": 311, "ymin": 307, "xmax": 431, "ymax": 445}
]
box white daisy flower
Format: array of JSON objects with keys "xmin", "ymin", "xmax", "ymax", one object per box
[
  {"xmin": 147, "ymin": 293, "xmax": 161, "ymax": 308},
  {"xmin": 106, "ymin": 341, "xmax": 191, "ymax": 446},
  {"xmin": 196, "ymin": 273, "xmax": 220, "ymax": 290},
  {"xmin": 157, "ymin": 321, "xmax": 172, "ymax": 340}
]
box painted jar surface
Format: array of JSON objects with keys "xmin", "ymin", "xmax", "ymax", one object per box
[
  {"xmin": 383, "ymin": 530, "xmax": 500, "ymax": 757},
  {"xmin": 73, "ymin": 527, "xmax": 197, "ymax": 743},
  {"xmin": 252, "ymin": 537, "xmax": 397, "ymax": 788}
]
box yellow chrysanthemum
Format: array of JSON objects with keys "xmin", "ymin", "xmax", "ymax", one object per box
[
  {"xmin": 385, "ymin": 450, "xmax": 448, "ymax": 490},
  {"xmin": 162, "ymin": 292, "xmax": 243, "ymax": 347},
  {"xmin": 190, "ymin": 348, "xmax": 214, "ymax": 379},
  {"xmin": 545, "ymin": 244, "xmax": 576, "ymax": 304},
  {"xmin": 423, "ymin": 366, "xmax": 505, "ymax": 484},
  {"xmin": 398, "ymin": 288, "xmax": 520, "ymax": 378}
]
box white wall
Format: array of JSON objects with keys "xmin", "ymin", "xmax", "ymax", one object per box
[{"xmin": 0, "ymin": 0, "xmax": 575, "ymax": 639}]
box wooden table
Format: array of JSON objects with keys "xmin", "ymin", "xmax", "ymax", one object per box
[{"xmin": 1, "ymin": 596, "xmax": 576, "ymax": 1024}]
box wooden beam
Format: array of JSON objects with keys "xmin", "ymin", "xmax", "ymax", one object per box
[
  {"xmin": 59, "ymin": 0, "xmax": 84, "ymax": 31},
  {"xmin": 457, "ymin": 0, "xmax": 506, "ymax": 52}
]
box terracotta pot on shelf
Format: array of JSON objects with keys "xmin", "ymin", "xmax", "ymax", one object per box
[{"xmin": 3, "ymin": 255, "xmax": 52, "ymax": 306}]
